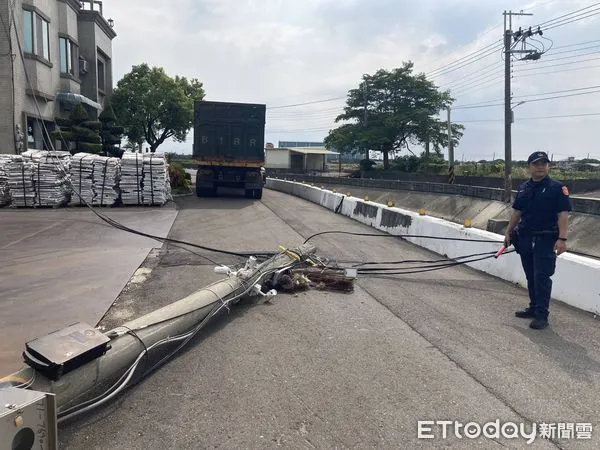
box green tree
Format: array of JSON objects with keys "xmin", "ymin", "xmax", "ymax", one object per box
[
  {"xmin": 324, "ymin": 62, "xmax": 464, "ymax": 169},
  {"xmin": 98, "ymin": 103, "xmax": 124, "ymax": 158},
  {"xmin": 52, "ymin": 103, "xmax": 102, "ymax": 154},
  {"xmin": 111, "ymin": 63, "xmax": 206, "ymax": 152}
]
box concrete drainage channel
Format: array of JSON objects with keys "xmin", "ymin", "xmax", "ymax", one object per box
[{"xmin": 266, "ymin": 178, "xmax": 600, "ymax": 316}]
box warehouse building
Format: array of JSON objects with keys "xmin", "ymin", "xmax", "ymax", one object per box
[{"xmin": 265, "ymin": 147, "xmax": 339, "ymax": 173}]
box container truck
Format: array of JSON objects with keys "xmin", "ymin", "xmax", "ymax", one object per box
[{"xmin": 193, "ymin": 100, "xmax": 266, "ymax": 199}]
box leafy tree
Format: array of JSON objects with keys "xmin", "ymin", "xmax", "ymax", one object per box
[
  {"xmin": 111, "ymin": 63, "xmax": 205, "ymax": 152},
  {"xmin": 98, "ymin": 103, "xmax": 124, "ymax": 158},
  {"xmin": 52, "ymin": 103, "xmax": 102, "ymax": 154},
  {"xmin": 325, "ymin": 62, "xmax": 464, "ymax": 169}
]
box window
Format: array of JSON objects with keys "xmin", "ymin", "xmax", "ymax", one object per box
[
  {"xmin": 23, "ymin": 9, "xmax": 50, "ymax": 61},
  {"xmin": 97, "ymin": 59, "xmax": 105, "ymax": 92},
  {"xmin": 23, "ymin": 10, "xmax": 33, "ymax": 53},
  {"xmin": 59, "ymin": 37, "xmax": 75, "ymax": 74},
  {"xmin": 40, "ymin": 17, "xmax": 49, "ymax": 60}
]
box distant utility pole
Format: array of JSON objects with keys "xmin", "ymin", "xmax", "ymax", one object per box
[
  {"xmin": 447, "ymin": 106, "xmax": 455, "ymax": 184},
  {"xmin": 502, "ymin": 9, "xmax": 543, "ymax": 202},
  {"xmin": 362, "ymin": 80, "xmax": 369, "ymax": 161}
]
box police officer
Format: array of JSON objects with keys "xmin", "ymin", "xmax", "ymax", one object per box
[{"xmin": 504, "ymin": 151, "xmax": 571, "ymax": 330}]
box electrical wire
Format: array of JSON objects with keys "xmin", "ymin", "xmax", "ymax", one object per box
[
  {"xmin": 546, "ymin": 43, "xmax": 600, "ymax": 56},
  {"xmin": 428, "ymin": 45, "xmax": 504, "ymax": 79},
  {"xmin": 267, "ymin": 97, "xmax": 346, "ymax": 110},
  {"xmin": 551, "ymin": 38, "xmax": 600, "ymax": 50},
  {"xmin": 533, "ymin": 3, "xmax": 600, "ymax": 28},
  {"xmin": 515, "ymin": 55, "xmax": 600, "ymax": 71},
  {"xmin": 454, "ymin": 112, "xmax": 600, "ymax": 123},
  {"xmin": 514, "ymin": 62, "xmax": 600, "ymax": 77},
  {"xmin": 426, "ymin": 40, "xmax": 503, "ymax": 77},
  {"xmin": 355, "ymin": 252, "xmax": 514, "ymax": 276},
  {"xmin": 303, "ymin": 230, "xmax": 503, "ymax": 245},
  {"xmin": 6, "ymin": 5, "xmax": 277, "ymax": 264},
  {"xmin": 454, "ymin": 84, "xmax": 600, "ymax": 110},
  {"xmin": 348, "ymin": 250, "xmax": 500, "ymax": 267},
  {"xmin": 516, "ymin": 49, "xmax": 600, "ymax": 66},
  {"xmin": 542, "ymin": 9, "xmax": 600, "ymax": 32}
]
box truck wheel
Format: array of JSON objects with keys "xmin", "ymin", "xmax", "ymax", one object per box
[{"xmin": 245, "ymin": 188, "xmax": 262, "ymax": 199}]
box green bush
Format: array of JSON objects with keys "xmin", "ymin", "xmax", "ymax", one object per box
[{"xmin": 168, "ymin": 163, "xmax": 191, "ymax": 190}]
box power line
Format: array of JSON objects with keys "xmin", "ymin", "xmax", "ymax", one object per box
[
  {"xmin": 516, "ymin": 55, "xmax": 600, "ymax": 71},
  {"xmin": 425, "ymin": 40, "xmax": 503, "ymax": 77},
  {"xmin": 455, "ymin": 112, "xmax": 600, "ymax": 123},
  {"xmin": 551, "ymin": 38, "xmax": 600, "ymax": 50},
  {"xmin": 269, "ymin": 4, "xmax": 600, "ymax": 121},
  {"xmin": 546, "ymin": 43, "xmax": 600, "ymax": 56},
  {"xmin": 447, "ymin": 69, "xmax": 505, "ymax": 93},
  {"xmin": 515, "ymin": 48, "xmax": 600, "ymax": 66},
  {"xmin": 534, "ymin": 3, "xmax": 600, "ymax": 28},
  {"xmin": 428, "ymin": 44, "xmax": 504, "ymax": 79},
  {"xmin": 455, "ymin": 84, "xmax": 600, "ymax": 108},
  {"xmin": 455, "ymin": 88, "xmax": 600, "ymax": 110},
  {"xmin": 439, "ymin": 62, "xmax": 503, "ymax": 90},
  {"xmin": 542, "ymin": 8, "xmax": 600, "ymax": 31},
  {"xmin": 451, "ymin": 73, "xmax": 505, "ymax": 95},
  {"xmin": 267, "ymin": 97, "xmax": 346, "ymax": 110},
  {"xmin": 513, "ymin": 63, "xmax": 600, "ymax": 77}
]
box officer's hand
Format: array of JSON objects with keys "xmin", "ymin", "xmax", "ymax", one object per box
[
  {"xmin": 555, "ymin": 240, "xmax": 567, "ymax": 256},
  {"xmin": 504, "ymin": 233, "xmax": 511, "ymax": 248}
]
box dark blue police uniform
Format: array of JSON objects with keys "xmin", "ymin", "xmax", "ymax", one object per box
[{"xmin": 511, "ymin": 174, "xmax": 571, "ymax": 322}]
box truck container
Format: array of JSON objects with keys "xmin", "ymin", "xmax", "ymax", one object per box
[{"xmin": 193, "ymin": 100, "xmax": 266, "ymax": 199}]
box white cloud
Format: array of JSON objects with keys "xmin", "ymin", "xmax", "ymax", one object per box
[{"xmin": 103, "ymin": 0, "xmax": 600, "ymax": 160}]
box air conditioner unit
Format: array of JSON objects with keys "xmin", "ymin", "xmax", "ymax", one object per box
[{"xmin": 79, "ymin": 58, "xmax": 88, "ymax": 74}]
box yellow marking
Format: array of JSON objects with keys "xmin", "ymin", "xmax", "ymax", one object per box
[{"xmin": 278, "ymin": 245, "xmax": 300, "ymax": 261}]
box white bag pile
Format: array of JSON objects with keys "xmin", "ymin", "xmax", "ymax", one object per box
[
  {"xmin": 70, "ymin": 153, "xmax": 96, "ymax": 205},
  {"xmin": 69, "ymin": 153, "xmax": 120, "ymax": 206},
  {"xmin": 0, "ymin": 155, "xmax": 11, "ymax": 206},
  {"xmin": 120, "ymin": 152, "xmax": 144, "ymax": 205},
  {"xmin": 22, "ymin": 150, "xmax": 71, "ymax": 207},
  {"xmin": 91, "ymin": 156, "xmax": 121, "ymax": 206},
  {"xmin": 142, "ymin": 153, "xmax": 170, "ymax": 205},
  {"xmin": 5, "ymin": 155, "xmax": 36, "ymax": 207}
]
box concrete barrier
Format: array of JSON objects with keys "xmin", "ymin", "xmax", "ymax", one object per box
[
  {"xmin": 274, "ymin": 174, "xmax": 600, "ymax": 215},
  {"xmin": 267, "ymin": 178, "xmax": 600, "ymax": 316}
]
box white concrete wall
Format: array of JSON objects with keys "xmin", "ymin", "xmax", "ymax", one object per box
[
  {"xmin": 265, "ymin": 149, "xmax": 290, "ymax": 169},
  {"xmin": 267, "ymin": 178, "xmax": 600, "ymax": 316}
]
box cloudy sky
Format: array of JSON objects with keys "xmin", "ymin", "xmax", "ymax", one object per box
[{"xmin": 103, "ymin": 0, "xmax": 600, "ymax": 162}]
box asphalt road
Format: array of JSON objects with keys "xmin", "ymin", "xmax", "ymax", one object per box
[
  {"xmin": 50, "ymin": 189, "xmax": 600, "ymax": 448},
  {"xmin": 0, "ymin": 206, "xmax": 177, "ymax": 373}
]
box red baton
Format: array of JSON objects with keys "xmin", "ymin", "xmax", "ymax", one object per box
[{"xmin": 495, "ymin": 246, "xmax": 507, "ymax": 259}]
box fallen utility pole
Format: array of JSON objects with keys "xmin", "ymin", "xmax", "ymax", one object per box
[{"xmin": 1, "ymin": 244, "xmax": 316, "ymax": 426}]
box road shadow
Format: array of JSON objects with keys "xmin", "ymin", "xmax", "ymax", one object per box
[{"xmin": 177, "ymin": 188, "xmax": 263, "ymax": 210}]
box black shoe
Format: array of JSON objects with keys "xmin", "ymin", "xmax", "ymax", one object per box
[
  {"xmin": 529, "ymin": 319, "xmax": 548, "ymax": 330},
  {"xmin": 515, "ymin": 308, "xmax": 535, "ymax": 318}
]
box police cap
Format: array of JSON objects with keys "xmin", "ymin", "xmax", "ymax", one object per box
[{"xmin": 527, "ymin": 151, "xmax": 550, "ymax": 164}]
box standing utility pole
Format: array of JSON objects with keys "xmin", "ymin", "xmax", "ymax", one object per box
[
  {"xmin": 502, "ymin": 10, "xmax": 534, "ymax": 202},
  {"xmin": 447, "ymin": 106, "xmax": 455, "ymax": 184},
  {"xmin": 362, "ymin": 80, "xmax": 369, "ymax": 162}
]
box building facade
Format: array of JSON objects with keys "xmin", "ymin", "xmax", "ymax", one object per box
[{"xmin": 0, "ymin": 0, "xmax": 116, "ymax": 154}]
